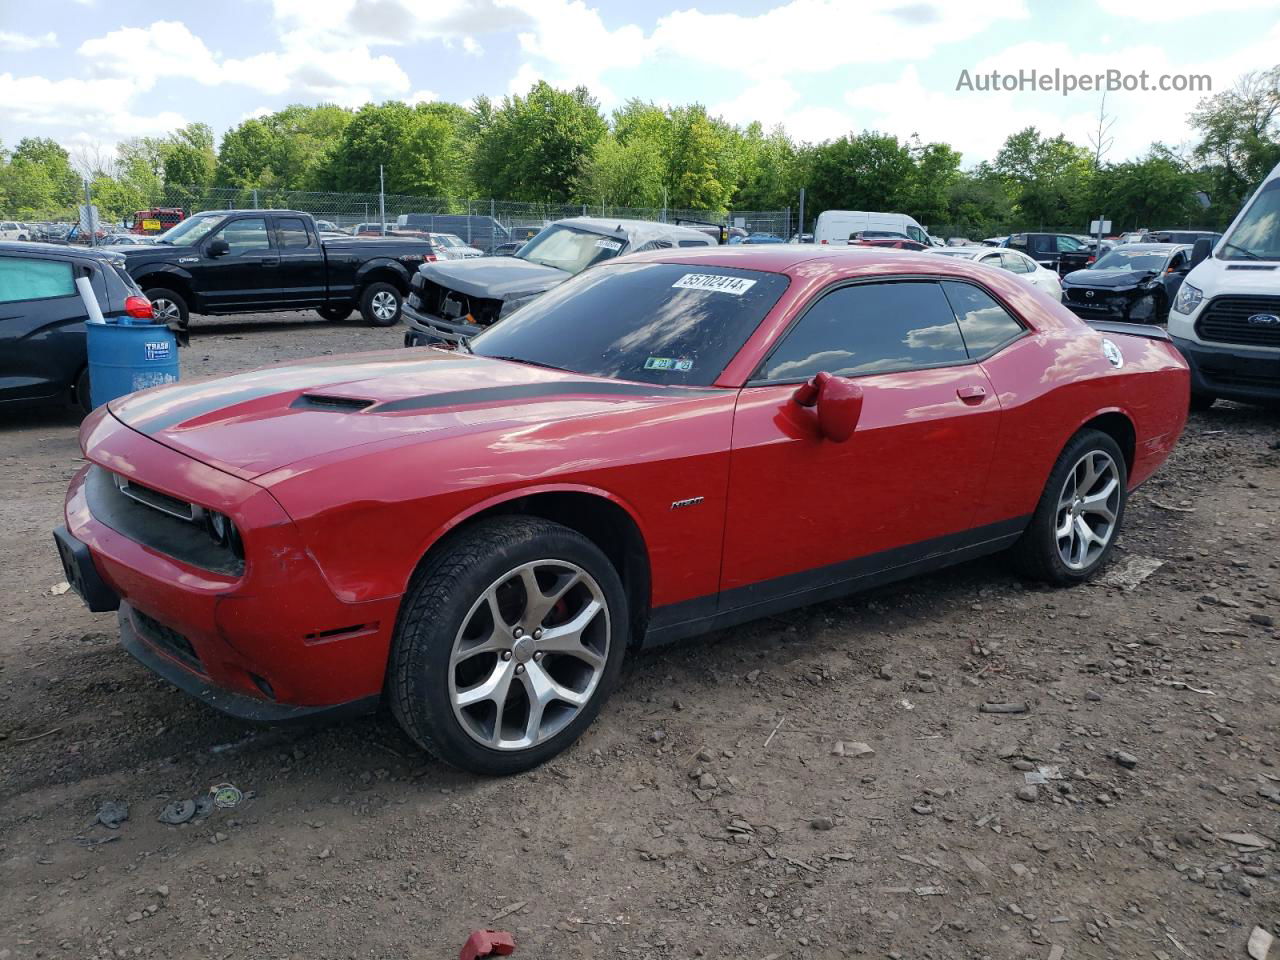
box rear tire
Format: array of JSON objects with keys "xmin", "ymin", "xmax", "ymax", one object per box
[
  {"xmin": 145, "ymin": 287, "xmax": 189, "ymax": 328},
  {"xmin": 360, "ymin": 282, "xmax": 402, "ymax": 326},
  {"xmin": 389, "ymin": 517, "xmax": 627, "ymax": 775},
  {"xmin": 74, "ymin": 367, "xmax": 92, "ymax": 414},
  {"xmin": 1010, "ymin": 429, "xmax": 1127, "ymax": 586}
]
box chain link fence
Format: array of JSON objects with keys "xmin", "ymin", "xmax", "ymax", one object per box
[{"xmin": 11, "ymin": 183, "xmax": 793, "ymax": 253}]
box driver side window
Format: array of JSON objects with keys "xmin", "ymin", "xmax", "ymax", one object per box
[
  {"xmin": 758, "ymin": 280, "xmax": 969, "ymax": 382},
  {"xmin": 212, "ymin": 218, "xmax": 270, "ymax": 256}
]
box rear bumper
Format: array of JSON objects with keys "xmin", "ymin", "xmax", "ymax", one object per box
[{"xmin": 1170, "ymin": 335, "xmax": 1280, "ymax": 403}]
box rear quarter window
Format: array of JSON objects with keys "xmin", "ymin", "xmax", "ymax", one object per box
[{"xmin": 0, "ymin": 257, "xmax": 76, "ymax": 304}]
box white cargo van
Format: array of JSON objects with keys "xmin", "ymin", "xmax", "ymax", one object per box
[
  {"xmin": 1168, "ymin": 160, "xmax": 1280, "ymax": 409},
  {"xmin": 813, "ymin": 211, "xmax": 938, "ymax": 247}
]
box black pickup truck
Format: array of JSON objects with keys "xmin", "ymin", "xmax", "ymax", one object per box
[{"xmin": 111, "ymin": 209, "xmax": 432, "ymax": 327}]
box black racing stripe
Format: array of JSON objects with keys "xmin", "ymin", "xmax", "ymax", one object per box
[{"xmin": 374, "ymin": 381, "xmax": 716, "ymax": 412}]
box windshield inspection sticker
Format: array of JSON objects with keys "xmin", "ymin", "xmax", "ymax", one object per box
[
  {"xmin": 644, "ymin": 357, "xmax": 694, "ymax": 372},
  {"xmin": 673, "ymin": 273, "xmax": 757, "ymax": 296},
  {"xmin": 594, "ymin": 238, "xmax": 623, "ymax": 250}
]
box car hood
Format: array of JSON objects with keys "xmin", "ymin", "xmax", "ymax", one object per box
[
  {"xmin": 1062, "ymin": 268, "xmax": 1153, "ymax": 289},
  {"xmin": 418, "ymin": 257, "xmax": 570, "ymax": 300},
  {"xmin": 108, "ymin": 348, "xmax": 708, "ymax": 482}
]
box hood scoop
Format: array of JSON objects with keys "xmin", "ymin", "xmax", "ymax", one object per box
[{"xmin": 291, "ymin": 394, "xmax": 375, "ymax": 412}]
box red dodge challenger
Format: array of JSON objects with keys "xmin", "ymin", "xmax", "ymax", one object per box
[{"xmin": 55, "ymin": 247, "xmax": 1189, "ymax": 774}]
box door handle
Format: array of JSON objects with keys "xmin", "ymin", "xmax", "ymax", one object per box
[{"xmin": 957, "ymin": 385, "xmax": 987, "ymax": 403}]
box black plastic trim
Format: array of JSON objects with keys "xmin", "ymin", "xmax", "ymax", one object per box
[
  {"xmin": 643, "ymin": 515, "xmax": 1029, "ymax": 647},
  {"xmin": 52, "ymin": 525, "xmax": 120, "ymax": 613}
]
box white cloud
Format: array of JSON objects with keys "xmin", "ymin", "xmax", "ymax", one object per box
[
  {"xmin": 78, "ymin": 21, "xmax": 221, "ymax": 87},
  {"xmin": 0, "ymin": 73, "xmax": 186, "ymax": 140},
  {"xmin": 1096, "ymin": 0, "xmax": 1277, "ymax": 17},
  {"xmin": 407, "ymin": 89, "xmax": 438, "ymax": 105},
  {"xmin": 0, "ymin": 30, "xmax": 57, "ymax": 52}
]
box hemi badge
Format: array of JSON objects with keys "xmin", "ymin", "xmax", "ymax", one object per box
[{"xmin": 671, "ymin": 496, "xmax": 704, "ymax": 510}]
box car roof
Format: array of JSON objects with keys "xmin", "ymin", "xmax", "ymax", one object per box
[
  {"xmin": 555, "ymin": 216, "xmax": 715, "ymax": 246},
  {"xmin": 932, "ymin": 246, "xmax": 1005, "ymax": 256},
  {"xmin": 1107, "ymin": 242, "xmax": 1190, "ymax": 253},
  {"xmin": 0, "ymin": 240, "xmax": 126, "ymax": 262},
  {"xmin": 621, "ymin": 244, "xmax": 1015, "ymax": 276}
]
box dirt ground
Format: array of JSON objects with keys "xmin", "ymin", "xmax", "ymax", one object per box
[{"xmin": 1, "ymin": 313, "xmax": 1277, "ymax": 960}]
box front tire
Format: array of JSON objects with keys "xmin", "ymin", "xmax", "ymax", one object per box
[
  {"xmin": 360, "ymin": 282, "xmax": 402, "ymax": 326},
  {"xmin": 1011, "ymin": 429, "xmax": 1127, "ymax": 585},
  {"xmin": 145, "ymin": 287, "xmax": 189, "ymax": 328},
  {"xmin": 1189, "ymin": 391, "xmax": 1216, "ymax": 412},
  {"xmin": 74, "ymin": 367, "xmax": 92, "ymax": 414},
  {"xmin": 389, "ymin": 517, "xmax": 628, "ymax": 775}
]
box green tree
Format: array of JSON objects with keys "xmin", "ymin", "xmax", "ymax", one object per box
[
  {"xmin": 573, "ymin": 135, "xmax": 666, "ymax": 207},
  {"xmin": 732, "ymin": 123, "xmax": 799, "ymax": 211},
  {"xmin": 992, "ymin": 127, "xmax": 1093, "ymax": 228},
  {"xmin": 315, "ymin": 101, "xmax": 416, "ymax": 192},
  {"xmin": 804, "ymin": 131, "xmax": 916, "ymax": 216},
  {"xmin": 391, "ymin": 102, "xmax": 470, "ymax": 197},
  {"xmin": 665, "ymin": 105, "xmax": 738, "ymax": 210},
  {"xmin": 1096, "ymin": 146, "xmax": 1203, "ymax": 230},
  {"xmin": 10, "ymin": 136, "xmax": 80, "ymax": 206},
  {"xmin": 161, "ymin": 123, "xmax": 217, "ymax": 200},
  {"xmin": 1190, "ymin": 66, "xmax": 1280, "ymax": 224},
  {"xmin": 470, "ymin": 81, "xmax": 606, "ymax": 202}
]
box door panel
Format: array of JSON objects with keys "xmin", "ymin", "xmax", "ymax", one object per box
[
  {"xmin": 274, "ymin": 216, "xmax": 327, "ymax": 309},
  {"xmin": 721, "ymin": 367, "xmax": 1000, "ymax": 595},
  {"xmin": 199, "ymin": 217, "xmax": 279, "ymax": 312}
]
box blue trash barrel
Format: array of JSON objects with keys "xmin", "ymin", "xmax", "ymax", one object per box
[{"xmin": 86, "ymin": 319, "xmax": 180, "ymax": 409}]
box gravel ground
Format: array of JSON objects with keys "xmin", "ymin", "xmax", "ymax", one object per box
[{"xmin": 0, "ymin": 312, "xmax": 1277, "ymax": 960}]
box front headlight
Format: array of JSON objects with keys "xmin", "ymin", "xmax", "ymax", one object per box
[
  {"xmin": 499, "ymin": 294, "xmax": 537, "ymax": 319},
  {"xmin": 1173, "ymin": 282, "xmax": 1203, "ymax": 315},
  {"xmin": 204, "ymin": 510, "xmax": 243, "ymax": 559}
]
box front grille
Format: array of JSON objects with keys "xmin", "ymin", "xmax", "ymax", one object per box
[
  {"xmin": 133, "ymin": 608, "xmax": 204, "ymax": 674},
  {"xmin": 114, "ymin": 475, "xmax": 196, "ymax": 521},
  {"xmin": 1195, "ymin": 295, "xmax": 1280, "ymax": 348},
  {"xmin": 1199, "ymin": 365, "xmax": 1280, "ymax": 390},
  {"xmin": 412, "ymin": 277, "xmax": 504, "ymax": 327}
]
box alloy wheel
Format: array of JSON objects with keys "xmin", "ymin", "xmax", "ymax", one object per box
[
  {"xmin": 448, "ymin": 559, "xmax": 610, "ymax": 751},
  {"xmin": 1055, "ymin": 450, "xmax": 1121, "ymax": 570},
  {"xmin": 151, "ymin": 298, "xmax": 180, "ymax": 323},
  {"xmin": 371, "ymin": 291, "xmax": 398, "ymax": 321}
]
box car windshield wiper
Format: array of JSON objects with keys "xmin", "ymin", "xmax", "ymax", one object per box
[
  {"xmin": 486, "ymin": 354, "xmax": 574, "ymax": 373},
  {"xmin": 1220, "ymin": 241, "xmax": 1260, "ymax": 260}
]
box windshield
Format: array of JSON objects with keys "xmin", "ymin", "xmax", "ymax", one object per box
[
  {"xmin": 517, "ymin": 224, "xmax": 627, "ymax": 276},
  {"xmin": 470, "ymin": 262, "xmax": 790, "ymax": 386},
  {"xmin": 1092, "ymin": 249, "xmax": 1169, "ymax": 272},
  {"xmin": 1221, "ymin": 177, "xmax": 1280, "ymax": 260},
  {"xmin": 155, "ymin": 214, "xmax": 222, "ymax": 247}
]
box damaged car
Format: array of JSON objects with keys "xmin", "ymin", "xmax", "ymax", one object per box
[
  {"xmin": 1060, "ymin": 243, "xmax": 1191, "ymax": 324},
  {"xmin": 401, "ymin": 217, "xmax": 714, "ymax": 347},
  {"xmin": 56, "ymin": 246, "xmax": 1188, "ymax": 775}
]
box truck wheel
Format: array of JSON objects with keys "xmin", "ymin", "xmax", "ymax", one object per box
[
  {"xmin": 74, "ymin": 367, "xmax": 92, "ymax": 414},
  {"xmin": 1010, "ymin": 429, "xmax": 1127, "ymax": 586},
  {"xmin": 360, "ymin": 283, "xmax": 402, "ymax": 326},
  {"xmin": 145, "ymin": 288, "xmax": 189, "ymax": 328},
  {"xmin": 317, "ymin": 306, "xmax": 353, "ymax": 322},
  {"xmin": 389, "ymin": 517, "xmax": 628, "ymax": 775}
]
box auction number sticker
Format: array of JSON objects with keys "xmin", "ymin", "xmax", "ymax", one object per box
[
  {"xmin": 672, "ymin": 273, "xmax": 756, "ymax": 295},
  {"xmin": 644, "ymin": 357, "xmax": 694, "ymax": 372},
  {"xmin": 594, "ymin": 238, "xmax": 623, "ymax": 250}
]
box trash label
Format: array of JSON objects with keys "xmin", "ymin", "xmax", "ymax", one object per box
[{"xmin": 144, "ymin": 341, "xmax": 171, "ymax": 361}]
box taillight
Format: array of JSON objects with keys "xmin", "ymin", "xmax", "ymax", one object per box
[
  {"xmin": 425, "ymin": 254, "xmax": 437, "ymax": 262},
  {"xmin": 124, "ymin": 295, "xmax": 153, "ymax": 319},
  {"xmin": 820, "ymin": 239, "xmax": 828, "ymax": 244},
  {"xmin": 1086, "ymin": 256, "xmax": 1096, "ymax": 264}
]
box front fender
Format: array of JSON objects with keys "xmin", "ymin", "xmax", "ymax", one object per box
[{"xmin": 133, "ymin": 263, "xmax": 196, "ymax": 290}]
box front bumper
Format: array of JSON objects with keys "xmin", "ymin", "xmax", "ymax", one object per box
[
  {"xmin": 1171, "ymin": 334, "xmax": 1280, "ymax": 404},
  {"xmin": 119, "ymin": 602, "xmax": 379, "ymax": 724},
  {"xmin": 61, "ymin": 414, "xmax": 401, "ymax": 720},
  {"xmin": 402, "ymin": 301, "xmax": 478, "ymax": 348}
]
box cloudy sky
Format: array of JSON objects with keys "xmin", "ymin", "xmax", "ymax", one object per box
[{"xmin": 2, "ymin": 0, "xmax": 1278, "ymax": 165}]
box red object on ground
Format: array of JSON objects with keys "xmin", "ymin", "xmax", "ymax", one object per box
[{"xmin": 459, "ymin": 930, "xmax": 515, "ymax": 960}]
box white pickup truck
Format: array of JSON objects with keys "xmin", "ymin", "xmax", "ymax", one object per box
[{"xmin": 1168, "ymin": 160, "xmax": 1280, "ymax": 409}]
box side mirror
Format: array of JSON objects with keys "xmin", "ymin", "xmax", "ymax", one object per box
[
  {"xmin": 207, "ymin": 238, "xmax": 230, "ymax": 258},
  {"xmin": 1190, "ymin": 237, "xmax": 1212, "ymax": 268},
  {"xmin": 792, "ymin": 371, "xmax": 864, "ymax": 442}
]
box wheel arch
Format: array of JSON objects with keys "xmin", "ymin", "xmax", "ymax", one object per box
[
  {"xmin": 137, "ymin": 268, "xmax": 195, "ymax": 304},
  {"xmin": 1073, "ymin": 408, "xmax": 1136, "ymax": 478},
  {"xmin": 411, "ymin": 486, "xmax": 653, "ymax": 647},
  {"xmin": 355, "ymin": 259, "xmax": 412, "ymax": 294}
]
